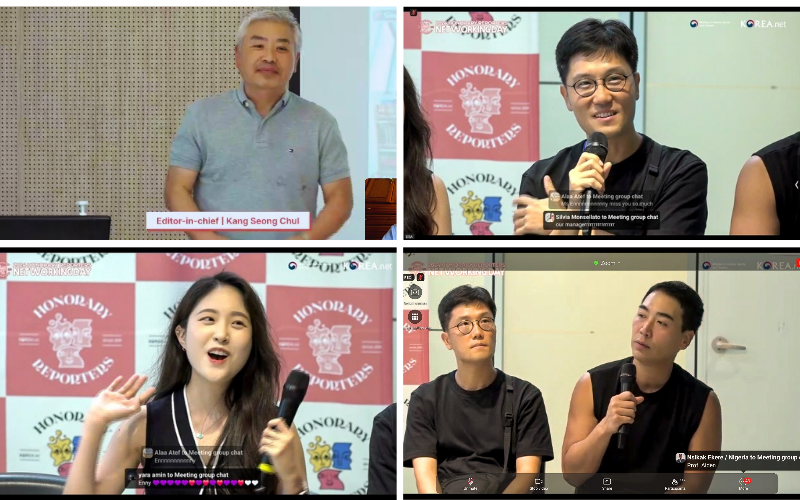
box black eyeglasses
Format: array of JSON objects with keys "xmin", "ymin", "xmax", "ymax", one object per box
[
  {"xmin": 566, "ymin": 73, "xmax": 633, "ymax": 98},
  {"xmin": 449, "ymin": 318, "xmax": 496, "ymax": 336}
]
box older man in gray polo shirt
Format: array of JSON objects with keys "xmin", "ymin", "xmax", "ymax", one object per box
[{"xmin": 165, "ymin": 8, "xmax": 353, "ymax": 240}]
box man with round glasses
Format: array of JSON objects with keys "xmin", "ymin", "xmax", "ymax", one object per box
[
  {"xmin": 514, "ymin": 18, "xmax": 708, "ymax": 236},
  {"xmin": 404, "ymin": 285, "xmax": 553, "ymax": 493}
]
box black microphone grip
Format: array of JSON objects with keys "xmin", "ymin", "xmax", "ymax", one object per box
[
  {"xmin": 581, "ymin": 189, "xmax": 597, "ymax": 236},
  {"xmin": 581, "ymin": 133, "xmax": 608, "ymax": 236},
  {"xmin": 617, "ymin": 377, "xmax": 633, "ymax": 450},
  {"xmin": 259, "ymin": 370, "xmax": 310, "ymax": 478}
]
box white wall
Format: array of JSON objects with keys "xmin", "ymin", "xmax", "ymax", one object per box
[
  {"xmin": 301, "ymin": 7, "xmax": 370, "ymax": 240},
  {"xmin": 645, "ymin": 11, "xmax": 800, "ymax": 235}
]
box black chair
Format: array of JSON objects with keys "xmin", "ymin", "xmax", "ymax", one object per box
[{"xmin": 0, "ymin": 472, "xmax": 66, "ymax": 495}]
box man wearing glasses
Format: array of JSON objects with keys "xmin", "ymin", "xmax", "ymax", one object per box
[
  {"xmin": 513, "ymin": 19, "xmax": 708, "ymax": 236},
  {"xmin": 404, "ymin": 285, "xmax": 553, "ymax": 493}
]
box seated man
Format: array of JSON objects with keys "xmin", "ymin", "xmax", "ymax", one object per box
[
  {"xmin": 562, "ymin": 281, "xmax": 721, "ymax": 494},
  {"xmin": 404, "ymin": 285, "xmax": 553, "ymax": 494},
  {"xmin": 730, "ymin": 131, "xmax": 800, "ymax": 237},
  {"xmin": 514, "ymin": 19, "xmax": 707, "ymax": 236}
]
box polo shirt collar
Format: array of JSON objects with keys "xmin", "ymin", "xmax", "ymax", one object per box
[{"xmin": 236, "ymin": 82, "xmax": 291, "ymax": 111}]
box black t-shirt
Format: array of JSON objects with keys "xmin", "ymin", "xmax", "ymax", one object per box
[
  {"xmin": 403, "ymin": 369, "xmax": 553, "ymax": 483},
  {"xmin": 575, "ymin": 357, "xmax": 712, "ymax": 494},
  {"xmin": 367, "ymin": 403, "xmax": 397, "ymax": 495},
  {"xmin": 754, "ymin": 131, "xmax": 800, "ymax": 237},
  {"xmin": 519, "ymin": 135, "xmax": 708, "ymax": 235}
]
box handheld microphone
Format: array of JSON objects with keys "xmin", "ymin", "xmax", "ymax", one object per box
[
  {"xmin": 258, "ymin": 370, "xmax": 310, "ymax": 480},
  {"xmin": 581, "ymin": 132, "xmax": 608, "ymax": 236},
  {"xmin": 617, "ymin": 363, "xmax": 636, "ymax": 450}
]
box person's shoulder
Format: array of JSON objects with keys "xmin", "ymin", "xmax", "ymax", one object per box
[
  {"xmin": 501, "ymin": 371, "xmax": 545, "ymax": 400},
  {"xmin": 146, "ymin": 391, "xmax": 173, "ymax": 412},
  {"xmin": 673, "ymin": 363, "xmax": 713, "ymax": 394},
  {"xmin": 411, "ymin": 371, "xmax": 454, "ymax": 400},
  {"xmin": 648, "ymin": 135, "xmax": 706, "ymax": 170},
  {"xmin": 375, "ymin": 403, "xmax": 397, "ymax": 428},
  {"xmin": 431, "ymin": 172, "xmax": 447, "ymax": 193},
  {"xmin": 186, "ymin": 89, "xmax": 238, "ymax": 114},
  {"xmin": 289, "ymin": 93, "xmax": 338, "ymax": 123},
  {"xmin": 588, "ymin": 357, "xmax": 630, "ymax": 376},
  {"xmin": 754, "ymin": 130, "xmax": 800, "ymax": 158}
]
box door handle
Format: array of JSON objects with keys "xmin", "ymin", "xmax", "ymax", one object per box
[{"xmin": 712, "ymin": 336, "xmax": 746, "ymax": 353}]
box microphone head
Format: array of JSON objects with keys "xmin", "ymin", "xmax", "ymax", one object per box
[
  {"xmin": 585, "ymin": 132, "xmax": 609, "ymax": 162},
  {"xmin": 620, "ymin": 362, "xmax": 636, "ymax": 383},
  {"xmin": 282, "ymin": 369, "xmax": 310, "ymax": 401}
]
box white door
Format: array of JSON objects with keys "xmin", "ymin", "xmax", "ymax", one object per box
[{"xmin": 692, "ymin": 252, "xmax": 800, "ymax": 493}]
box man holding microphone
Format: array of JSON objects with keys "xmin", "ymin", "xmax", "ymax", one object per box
[
  {"xmin": 513, "ymin": 19, "xmax": 708, "ymax": 236},
  {"xmin": 561, "ymin": 281, "xmax": 721, "ymax": 494}
]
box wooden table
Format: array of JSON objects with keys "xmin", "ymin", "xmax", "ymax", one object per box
[{"xmin": 365, "ymin": 178, "xmax": 396, "ymax": 240}]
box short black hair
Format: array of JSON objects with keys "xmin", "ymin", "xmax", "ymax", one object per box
[
  {"xmin": 641, "ymin": 281, "xmax": 704, "ymax": 333},
  {"xmin": 556, "ymin": 18, "xmax": 639, "ymax": 85},
  {"xmin": 438, "ymin": 285, "xmax": 496, "ymax": 333}
]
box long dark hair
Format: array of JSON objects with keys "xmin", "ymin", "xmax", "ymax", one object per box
[
  {"xmin": 152, "ymin": 272, "xmax": 281, "ymax": 494},
  {"xmin": 404, "ymin": 66, "xmax": 438, "ymax": 236}
]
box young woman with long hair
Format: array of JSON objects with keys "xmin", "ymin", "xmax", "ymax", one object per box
[{"xmin": 64, "ymin": 272, "xmax": 307, "ymax": 495}]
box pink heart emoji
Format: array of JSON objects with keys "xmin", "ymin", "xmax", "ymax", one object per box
[
  {"xmin": 189, "ymin": 480, "xmax": 195, "ymax": 486},
  {"xmin": 203, "ymin": 480, "xmax": 209, "ymax": 486},
  {"xmin": 238, "ymin": 480, "xmax": 244, "ymax": 486}
]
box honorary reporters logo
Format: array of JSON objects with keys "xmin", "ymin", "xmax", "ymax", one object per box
[
  {"xmin": 46, "ymin": 429, "xmax": 81, "ymax": 477},
  {"xmin": 31, "ymin": 295, "xmax": 115, "ymax": 384},
  {"xmin": 30, "ymin": 410, "xmax": 87, "ymax": 477},
  {"xmin": 298, "ymin": 418, "xmax": 369, "ymax": 494},
  {"xmin": 291, "ymin": 299, "xmax": 375, "ymax": 392},
  {"xmin": 306, "ymin": 320, "xmax": 353, "ymax": 376},
  {"xmin": 444, "ymin": 65, "xmax": 523, "ymax": 150},
  {"xmin": 7, "ymin": 282, "xmax": 135, "ymax": 396},
  {"xmin": 46, "ymin": 314, "xmax": 94, "ymax": 369},
  {"xmin": 448, "ymin": 173, "xmax": 517, "ymax": 235}
]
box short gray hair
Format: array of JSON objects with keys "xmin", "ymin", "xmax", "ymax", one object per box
[{"xmin": 236, "ymin": 8, "xmax": 302, "ymax": 53}]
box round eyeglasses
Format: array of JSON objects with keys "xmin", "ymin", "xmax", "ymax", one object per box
[
  {"xmin": 449, "ymin": 318, "xmax": 496, "ymax": 336},
  {"xmin": 566, "ymin": 73, "xmax": 632, "ymax": 98}
]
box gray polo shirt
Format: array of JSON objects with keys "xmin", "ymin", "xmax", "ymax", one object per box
[{"xmin": 169, "ymin": 84, "xmax": 350, "ymax": 240}]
